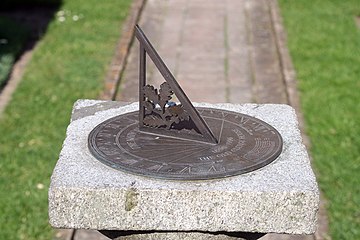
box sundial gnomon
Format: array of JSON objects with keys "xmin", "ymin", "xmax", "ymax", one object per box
[{"xmin": 88, "ymin": 25, "xmax": 283, "ymax": 180}]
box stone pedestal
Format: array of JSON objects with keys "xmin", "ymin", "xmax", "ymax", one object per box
[{"xmin": 49, "ymin": 100, "xmax": 319, "ymax": 239}]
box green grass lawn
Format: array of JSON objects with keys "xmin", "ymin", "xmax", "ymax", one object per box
[
  {"xmin": 279, "ymin": 0, "xmax": 360, "ymax": 239},
  {"xmin": 0, "ymin": 1, "xmax": 131, "ymax": 239},
  {"xmin": 0, "ymin": 16, "xmax": 29, "ymax": 88}
]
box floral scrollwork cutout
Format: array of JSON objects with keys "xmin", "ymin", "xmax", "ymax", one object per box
[{"xmin": 142, "ymin": 82, "xmax": 190, "ymax": 129}]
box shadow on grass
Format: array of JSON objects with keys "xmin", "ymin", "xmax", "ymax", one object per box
[{"xmin": 0, "ymin": 1, "xmax": 62, "ymax": 90}]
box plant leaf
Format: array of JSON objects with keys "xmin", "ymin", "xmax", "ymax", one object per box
[
  {"xmin": 143, "ymin": 85, "xmax": 159, "ymax": 105},
  {"xmin": 143, "ymin": 115, "xmax": 165, "ymax": 128},
  {"xmin": 159, "ymin": 82, "xmax": 173, "ymax": 108},
  {"xmin": 143, "ymin": 101, "xmax": 154, "ymax": 115}
]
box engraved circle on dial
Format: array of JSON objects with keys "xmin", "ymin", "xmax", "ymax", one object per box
[{"xmin": 88, "ymin": 108, "xmax": 283, "ymax": 180}]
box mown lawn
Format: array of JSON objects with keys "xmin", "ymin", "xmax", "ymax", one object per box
[
  {"xmin": 0, "ymin": 0, "xmax": 131, "ymax": 239},
  {"xmin": 279, "ymin": 0, "xmax": 360, "ymax": 239}
]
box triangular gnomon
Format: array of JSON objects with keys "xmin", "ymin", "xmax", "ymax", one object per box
[{"xmin": 135, "ymin": 25, "xmax": 218, "ymax": 144}]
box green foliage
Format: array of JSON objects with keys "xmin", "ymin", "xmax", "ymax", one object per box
[
  {"xmin": 0, "ymin": 16, "xmax": 29, "ymax": 87},
  {"xmin": 279, "ymin": 0, "xmax": 360, "ymax": 239},
  {"xmin": 0, "ymin": 0, "xmax": 131, "ymax": 239}
]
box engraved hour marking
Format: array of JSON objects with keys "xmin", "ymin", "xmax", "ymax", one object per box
[
  {"xmin": 252, "ymin": 122, "xmax": 269, "ymax": 132},
  {"xmin": 199, "ymin": 156, "xmax": 214, "ymax": 161},
  {"xmin": 98, "ymin": 133, "xmax": 114, "ymax": 138},
  {"xmin": 121, "ymin": 159, "xmax": 138, "ymax": 165},
  {"xmin": 106, "ymin": 123, "xmax": 119, "ymax": 129},
  {"xmin": 179, "ymin": 166, "xmax": 191, "ymax": 173},
  {"xmin": 217, "ymin": 119, "xmax": 225, "ymax": 144},
  {"xmin": 239, "ymin": 116, "xmax": 249, "ymax": 124},
  {"xmin": 221, "ymin": 112, "xmax": 229, "ymax": 118},
  {"xmin": 147, "ymin": 164, "xmax": 163, "ymax": 172},
  {"xmin": 208, "ymin": 165, "xmax": 217, "ymax": 172}
]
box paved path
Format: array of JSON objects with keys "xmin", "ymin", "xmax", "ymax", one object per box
[
  {"xmin": 74, "ymin": 0, "xmax": 321, "ymax": 239},
  {"xmin": 116, "ymin": 0, "xmax": 288, "ymax": 105}
]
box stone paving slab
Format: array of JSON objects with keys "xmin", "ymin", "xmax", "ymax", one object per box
[{"xmin": 246, "ymin": 0, "xmax": 287, "ymax": 104}]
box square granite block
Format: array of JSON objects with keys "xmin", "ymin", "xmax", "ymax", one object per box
[{"xmin": 49, "ymin": 100, "xmax": 319, "ymax": 234}]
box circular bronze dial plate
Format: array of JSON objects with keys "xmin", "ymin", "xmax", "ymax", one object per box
[{"xmin": 88, "ymin": 108, "xmax": 282, "ymax": 180}]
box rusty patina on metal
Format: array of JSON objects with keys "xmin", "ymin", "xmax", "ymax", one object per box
[{"xmin": 88, "ymin": 25, "xmax": 283, "ymax": 180}]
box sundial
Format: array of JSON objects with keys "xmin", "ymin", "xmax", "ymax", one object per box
[{"xmin": 88, "ymin": 25, "xmax": 283, "ymax": 180}]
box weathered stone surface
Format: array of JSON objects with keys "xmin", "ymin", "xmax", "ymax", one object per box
[{"xmin": 49, "ymin": 100, "xmax": 319, "ymax": 234}]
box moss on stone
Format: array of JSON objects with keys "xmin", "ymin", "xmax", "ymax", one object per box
[{"xmin": 125, "ymin": 188, "xmax": 139, "ymax": 211}]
